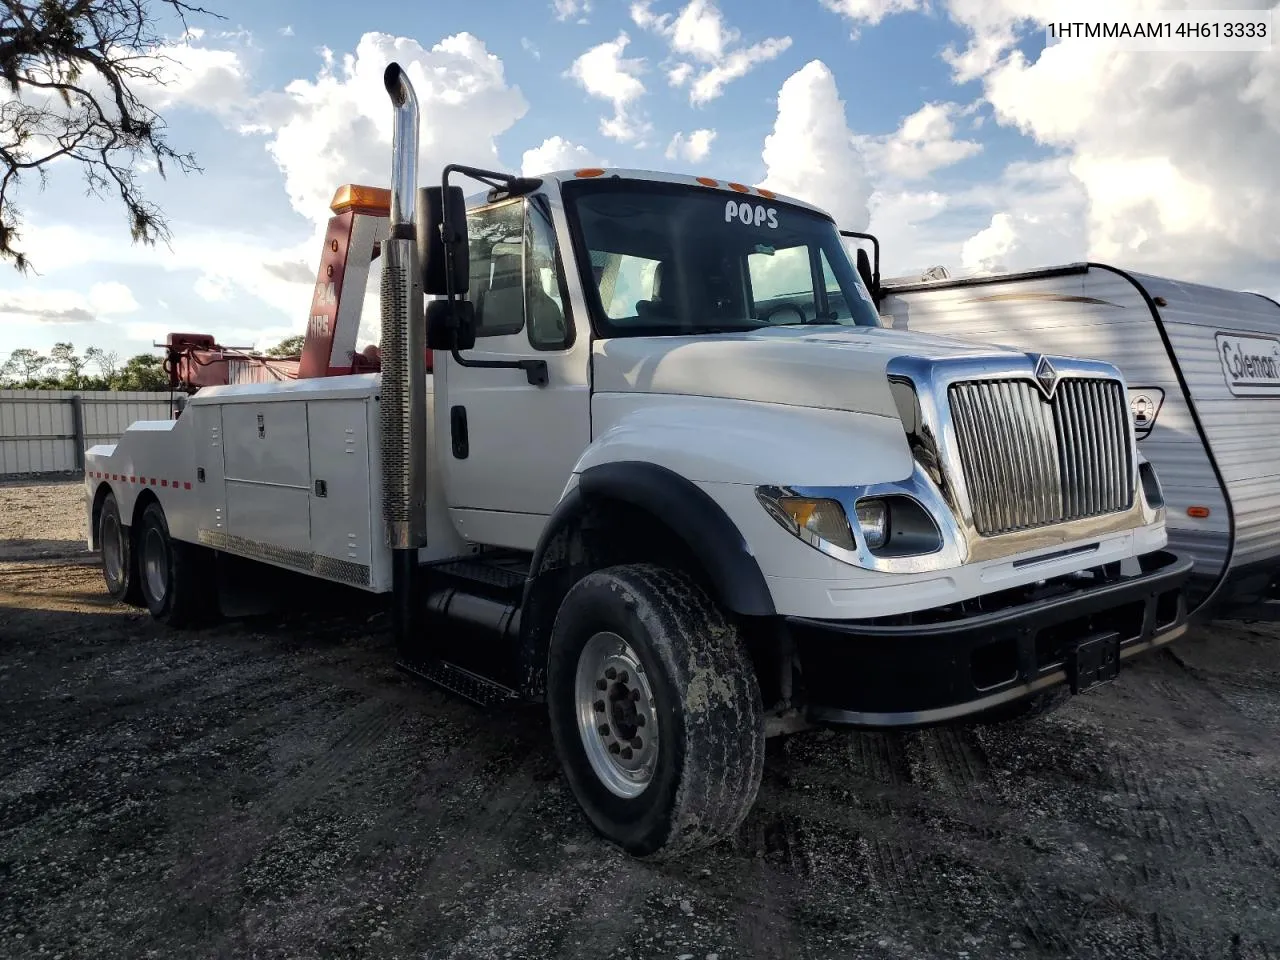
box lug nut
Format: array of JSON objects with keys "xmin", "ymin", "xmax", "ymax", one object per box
[
  {"xmin": 593, "ymin": 700, "xmax": 605, "ymax": 712},
  {"xmin": 605, "ymin": 667, "xmax": 617, "ymax": 680},
  {"xmin": 630, "ymin": 736, "xmax": 642, "ymax": 749},
  {"xmin": 636, "ymin": 715, "xmax": 646, "ymax": 727},
  {"xmin": 618, "ymin": 670, "xmax": 628, "ymax": 683},
  {"xmin": 620, "ymin": 747, "xmax": 633, "ymax": 760},
  {"xmin": 608, "ymin": 742, "xmax": 621, "ymax": 754},
  {"xmin": 598, "ymin": 724, "xmax": 610, "ymax": 736},
  {"xmin": 596, "ymin": 679, "xmax": 607, "ymax": 691},
  {"xmin": 631, "ymin": 689, "xmax": 641, "ymax": 701}
]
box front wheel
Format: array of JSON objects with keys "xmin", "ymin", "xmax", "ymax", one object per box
[{"xmin": 546, "ymin": 564, "xmax": 766, "ymax": 859}]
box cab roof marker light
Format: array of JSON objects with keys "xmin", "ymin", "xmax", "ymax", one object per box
[
  {"xmin": 695, "ymin": 176, "xmax": 718, "ymax": 187},
  {"xmin": 575, "ymin": 168, "xmax": 606, "ymax": 178},
  {"xmin": 727, "ymin": 182, "xmax": 750, "ymax": 193},
  {"xmin": 330, "ymin": 184, "xmax": 391, "ymax": 216},
  {"xmin": 757, "ymin": 187, "xmax": 776, "ymax": 199}
]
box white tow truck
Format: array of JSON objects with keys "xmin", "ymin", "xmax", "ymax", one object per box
[{"xmin": 84, "ymin": 62, "xmax": 1192, "ymax": 859}]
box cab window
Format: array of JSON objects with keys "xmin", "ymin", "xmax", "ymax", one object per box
[
  {"xmin": 466, "ymin": 198, "xmax": 572, "ymax": 349},
  {"xmin": 466, "ymin": 201, "xmax": 526, "ymax": 338}
]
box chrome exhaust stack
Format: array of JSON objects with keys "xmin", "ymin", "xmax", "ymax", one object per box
[
  {"xmin": 380, "ymin": 62, "xmax": 427, "ymax": 553},
  {"xmin": 381, "ymin": 62, "xmax": 428, "ymax": 656}
]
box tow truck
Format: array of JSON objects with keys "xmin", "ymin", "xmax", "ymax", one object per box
[{"xmin": 84, "ymin": 61, "xmax": 1193, "ymax": 859}]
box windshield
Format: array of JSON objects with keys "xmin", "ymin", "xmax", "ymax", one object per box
[{"xmin": 562, "ymin": 179, "xmax": 883, "ymax": 338}]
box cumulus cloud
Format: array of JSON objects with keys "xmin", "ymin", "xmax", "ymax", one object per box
[
  {"xmin": 665, "ymin": 128, "xmax": 716, "ymax": 162},
  {"xmin": 944, "ymin": 0, "xmax": 1280, "ymax": 292},
  {"xmin": 758, "ymin": 60, "xmax": 872, "ymax": 231},
  {"xmin": 858, "ymin": 102, "xmax": 982, "ymax": 180},
  {"xmin": 630, "ymin": 0, "xmax": 792, "ymax": 105},
  {"xmin": 521, "ymin": 37, "xmax": 541, "ymax": 59},
  {"xmin": 553, "ymin": 0, "xmax": 592, "ymax": 22},
  {"xmin": 258, "ymin": 32, "xmax": 528, "ymax": 225},
  {"xmin": 14, "ymin": 218, "xmax": 318, "ymax": 333},
  {"xmin": 89, "ymin": 282, "xmax": 140, "ymax": 314},
  {"xmin": 820, "ymin": 0, "xmax": 928, "ymax": 26},
  {"xmin": 521, "ymin": 136, "xmax": 604, "ymax": 175},
  {"xmin": 567, "ymin": 33, "xmax": 650, "ymax": 142},
  {"xmin": 865, "ymin": 189, "xmax": 954, "ymax": 278},
  {"xmin": 0, "ymin": 282, "xmax": 138, "ymax": 325},
  {"xmin": 132, "ymin": 38, "xmax": 252, "ymax": 119}
]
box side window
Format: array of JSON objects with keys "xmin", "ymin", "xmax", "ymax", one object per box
[
  {"xmin": 820, "ymin": 249, "xmax": 851, "ymax": 321},
  {"xmin": 747, "ymin": 244, "xmax": 817, "ymax": 320},
  {"xmin": 525, "ymin": 203, "xmax": 573, "ymax": 350},
  {"xmin": 467, "ymin": 201, "xmax": 525, "ymax": 337}
]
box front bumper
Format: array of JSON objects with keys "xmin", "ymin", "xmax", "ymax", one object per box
[{"xmin": 785, "ymin": 549, "xmax": 1194, "ymax": 728}]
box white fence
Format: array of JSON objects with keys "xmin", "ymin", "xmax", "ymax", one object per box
[{"xmin": 0, "ymin": 390, "xmax": 181, "ymax": 477}]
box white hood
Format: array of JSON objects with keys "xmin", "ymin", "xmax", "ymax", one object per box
[{"xmin": 592, "ymin": 325, "xmax": 1021, "ymax": 418}]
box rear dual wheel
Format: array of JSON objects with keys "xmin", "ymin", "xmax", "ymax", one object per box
[
  {"xmin": 99, "ymin": 492, "xmax": 143, "ymax": 606},
  {"xmin": 98, "ymin": 492, "xmax": 216, "ymax": 627},
  {"xmin": 136, "ymin": 501, "xmax": 217, "ymax": 627},
  {"xmin": 547, "ymin": 564, "xmax": 766, "ymax": 859}
]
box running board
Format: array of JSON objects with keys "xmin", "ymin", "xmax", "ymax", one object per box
[{"xmin": 397, "ymin": 657, "xmax": 521, "ymax": 707}]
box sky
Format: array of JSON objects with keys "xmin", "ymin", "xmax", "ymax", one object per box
[{"xmin": 2, "ymin": 0, "xmax": 1278, "ymax": 362}]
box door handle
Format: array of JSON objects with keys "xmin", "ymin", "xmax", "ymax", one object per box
[{"xmin": 450, "ymin": 406, "xmax": 469, "ymax": 459}]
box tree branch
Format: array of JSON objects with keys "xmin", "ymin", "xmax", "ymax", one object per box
[{"xmin": 0, "ymin": 0, "xmax": 225, "ymax": 271}]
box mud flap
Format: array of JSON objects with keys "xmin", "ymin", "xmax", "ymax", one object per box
[{"xmin": 1068, "ymin": 630, "xmax": 1121, "ymax": 695}]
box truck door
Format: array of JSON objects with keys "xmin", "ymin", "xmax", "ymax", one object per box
[{"xmin": 435, "ymin": 194, "xmax": 590, "ymax": 551}]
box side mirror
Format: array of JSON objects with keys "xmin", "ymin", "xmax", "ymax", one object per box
[
  {"xmin": 417, "ymin": 185, "xmax": 469, "ymax": 297},
  {"xmin": 426, "ymin": 299, "xmax": 476, "ymax": 352},
  {"xmin": 856, "ymin": 247, "xmax": 877, "ymax": 299}
]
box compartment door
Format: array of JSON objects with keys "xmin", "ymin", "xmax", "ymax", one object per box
[
  {"xmin": 189, "ymin": 404, "xmax": 227, "ymax": 535},
  {"xmin": 306, "ymin": 398, "xmax": 374, "ymax": 573},
  {"xmin": 222, "ymin": 401, "xmax": 313, "ymax": 553}
]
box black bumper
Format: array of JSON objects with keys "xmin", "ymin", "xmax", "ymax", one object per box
[{"xmin": 785, "ymin": 549, "xmax": 1194, "ymax": 728}]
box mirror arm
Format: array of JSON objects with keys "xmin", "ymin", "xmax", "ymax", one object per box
[
  {"xmin": 449, "ymin": 351, "xmax": 548, "ymax": 386},
  {"xmin": 841, "ymin": 229, "xmax": 882, "ymax": 300},
  {"xmin": 437, "ymin": 163, "xmax": 551, "ymax": 388}
]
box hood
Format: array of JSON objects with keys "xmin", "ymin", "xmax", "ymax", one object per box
[{"xmin": 592, "ymin": 325, "xmax": 1025, "ymax": 418}]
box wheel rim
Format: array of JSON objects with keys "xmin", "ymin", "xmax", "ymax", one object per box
[
  {"xmin": 574, "ymin": 631, "xmax": 660, "ymax": 799},
  {"xmin": 142, "ymin": 527, "xmax": 168, "ymax": 602},
  {"xmin": 101, "ymin": 509, "xmax": 124, "ymax": 586}
]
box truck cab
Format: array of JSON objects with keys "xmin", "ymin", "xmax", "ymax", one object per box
[{"xmin": 84, "ymin": 62, "xmax": 1193, "ymax": 860}]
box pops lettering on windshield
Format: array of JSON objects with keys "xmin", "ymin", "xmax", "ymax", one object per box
[{"xmin": 725, "ymin": 199, "xmax": 779, "ymax": 229}]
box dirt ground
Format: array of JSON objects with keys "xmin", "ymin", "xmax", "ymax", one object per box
[{"xmin": 2, "ymin": 480, "xmax": 1280, "ymax": 960}]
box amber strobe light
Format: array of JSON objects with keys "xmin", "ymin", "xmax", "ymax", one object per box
[{"xmin": 330, "ymin": 184, "xmax": 392, "ymax": 216}]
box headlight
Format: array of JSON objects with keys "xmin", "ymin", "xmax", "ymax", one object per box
[
  {"xmin": 855, "ymin": 498, "xmax": 888, "ymax": 549},
  {"xmin": 756, "ymin": 486, "xmax": 945, "ymax": 562},
  {"xmin": 763, "ymin": 495, "xmax": 857, "ymax": 551}
]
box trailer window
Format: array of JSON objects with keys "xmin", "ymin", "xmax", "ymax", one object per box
[
  {"xmin": 563, "ymin": 179, "xmax": 881, "ymax": 338},
  {"xmin": 467, "ymin": 200, "xmax": 526, "ymax": 338}
]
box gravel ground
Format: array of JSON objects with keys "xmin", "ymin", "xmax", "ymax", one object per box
[
  {"xmin": 0, "ymin": 474, "xmax": 91, "ymax": 562},
  {"xmin": 2, "ymin": 480, "xmax": 1280, "ymax": 960}
]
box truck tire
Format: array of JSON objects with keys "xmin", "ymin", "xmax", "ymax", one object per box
[
  {"xmin": 98, "ymin": 492, "xmax": 143, "ymax": 606},
  {"xmin": 136, "ymin": 501, "xmax": 216, "ymax": 628},
  {"xmin": 546, "ymin": 563, "xmax": 766, "ymax": 859}
]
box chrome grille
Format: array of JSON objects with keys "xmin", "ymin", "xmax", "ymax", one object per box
[{"xmin": 948, "ymin": 377, "xmax": 1134, "ymax": 537}]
